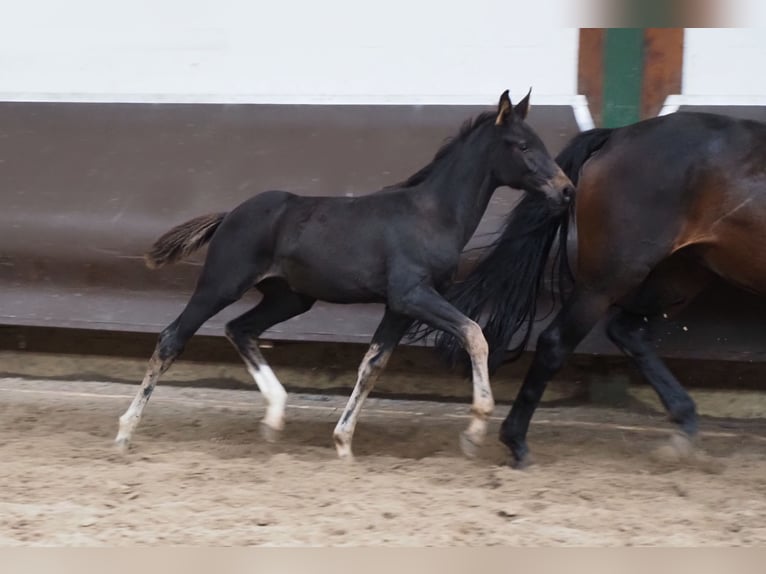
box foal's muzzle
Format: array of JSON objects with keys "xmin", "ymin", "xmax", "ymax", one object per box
[{"xmin": 541, "ymin": 171, "xmax": 576, "ymax": 210}]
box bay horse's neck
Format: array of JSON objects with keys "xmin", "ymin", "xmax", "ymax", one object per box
[{"xmin": 419, "ymin": 124, "xmax": 498, "ymax": 245}]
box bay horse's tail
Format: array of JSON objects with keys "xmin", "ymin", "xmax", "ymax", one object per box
[
  {"xmin": 144, "ymin": 212, "xmax": 227, "ymax": 269},
  {"xmin": 556, "ymin": 127, "xmax": 614, "ymax": 185},
  {"xmin": 408, "ymin": 127, "xmax": 615, "ymax": 373}
]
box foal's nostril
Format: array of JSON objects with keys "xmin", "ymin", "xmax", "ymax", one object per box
[{"xmin": 562, "ymin": 185, "xmax": 575, "ymax": 201}]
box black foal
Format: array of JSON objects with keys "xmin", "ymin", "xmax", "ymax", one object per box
[{"xmin": 114, "ymin": 89, "xmax": 573, "ymax": 459}]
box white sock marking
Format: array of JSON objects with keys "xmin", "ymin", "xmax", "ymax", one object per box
[{"xmin": 247, "ymin": 363, "xmax": 287, "ymax": 431}]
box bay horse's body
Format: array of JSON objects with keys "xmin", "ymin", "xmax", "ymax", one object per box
[
  {"xmin": 114, "ymin": 90, "xmax": 574, "ymax": 459},
  {"xmin": 427, "ymin": 111, "xmax": 766, "ymax": 466}
]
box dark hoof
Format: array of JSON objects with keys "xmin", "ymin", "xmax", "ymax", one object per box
[
  {"xmin": 509, "ymin": 453, "xmax": 532, "ymax": 470},
  {"xmin": 500, "ymin": 433, "xmax": 530, "ymax": 469}
]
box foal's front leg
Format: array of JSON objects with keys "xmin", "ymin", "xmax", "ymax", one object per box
[
  {"xmin": 391, "ymin": 284, "xmax": 494, "ymax": 458},
  {"xmin": 333, "ymin": 309, "xmax": 412, "ymax": 460}
]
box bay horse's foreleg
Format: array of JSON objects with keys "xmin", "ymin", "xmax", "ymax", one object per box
[
  {"xmin": 390, "ymin": 285, "xmax": 494, "ymax": 458},
  {"xmin": 225, "ymin": 285, "xmax": 315, "ymax": 441},
  {"xmin": 332, "ymin": 308, "xmax": 412, "ymax": 460},
  {"xmin": 500, "ymin": 287, "xmax": 610, "ymax": 467}
]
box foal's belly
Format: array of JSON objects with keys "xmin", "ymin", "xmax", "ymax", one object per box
[{"xmin": 277, "ymin": 256, "xmax": 389, "ymax": 304}]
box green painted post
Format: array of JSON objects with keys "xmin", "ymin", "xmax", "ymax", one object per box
[
  {"xmin": 602, "ymin": 28, "xmax": 644, "ymax": 128},
  {"xmin": 585, "ymin": 31, "xmax": 645, "ymax": 404}
]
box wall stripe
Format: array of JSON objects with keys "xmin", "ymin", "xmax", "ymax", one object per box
[
  {"xmin": 602, "ymin": 28, "xmax": 644, "ymax": 128},
  {"xmin": 577, "ymin": 28, "xmax": 684, "ymax": 128},
  {"xmin": 641, "ymin": 28, "xmax": 684, "ymax": 119},
  {"xmin": 578, "ymin": 29, "xmax": 605, "ymax": 127}
]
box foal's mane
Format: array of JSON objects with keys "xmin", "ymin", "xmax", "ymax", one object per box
[{"xmin": 393, "ymin": 111, "xmax": 497, "ymax": 189}]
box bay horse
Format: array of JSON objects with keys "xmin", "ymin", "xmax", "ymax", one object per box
[
  {"xmin": 113, "ymin": 89, "xmax": 575, "ymax": 460},
  {"xmin": 420, "ymin": 110, "xmax": 766, "ymax": 467}
]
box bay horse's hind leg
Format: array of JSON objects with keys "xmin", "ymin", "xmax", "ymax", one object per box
[
  {"xmin": 607, "ymin": 310, "xmax": 699, "ymax": 462},
  {"xmin": 333, "ymin": 308, "xmax": 412, "ymax": 460},
  {"xmin": 224, "ymin": 280, "xmax": 315, "ymax": 442},
  {"xmin": 606, "ymin": 257, "xmax": 713, "ymax": 461}
]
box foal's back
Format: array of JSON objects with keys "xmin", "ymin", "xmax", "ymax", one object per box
[{"xmin": 208, "ymin": 184, "xmax": 456, "ymax": 304}]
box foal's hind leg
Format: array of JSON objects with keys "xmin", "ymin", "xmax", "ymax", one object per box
[
  {"xmin": 115, "ymin": 226, "xmax": 266, "ymax": 451},
  {"xmin": 390, "ymin": 284, "xmax": 494, "ymax": 458},
  {"xmin": 115, "ymin": 286, "xmax": 243, "ymax": 451},
  {"xmin": 225, "ymin": 282, "xmax": 315, "ymax": 441},
  {"xmin": 333, "ymin": 308, "xmax": 412, "ymax": 460}
]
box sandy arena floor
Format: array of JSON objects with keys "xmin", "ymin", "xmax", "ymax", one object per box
[{"xmin": 0, "ymin": 377, "xmax": 765, "ymax": 546}]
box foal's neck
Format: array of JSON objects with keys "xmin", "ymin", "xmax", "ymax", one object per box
[{"xmin": 420, "ymin": 123, "xmax": 498, "ymax": 244}]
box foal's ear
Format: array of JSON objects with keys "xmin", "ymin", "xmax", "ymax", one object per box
[
  {"xmin": 514, "ymin": 87, "xmax": 532, "ymax": 120},
  {"xmin": 495, "ymin": 89, "xmax": 512, "ymax": 125}
]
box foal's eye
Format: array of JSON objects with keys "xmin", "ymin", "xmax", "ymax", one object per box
[{"xmin": 519, "ymin": 142, "xmax": 529, "ymax": 152}]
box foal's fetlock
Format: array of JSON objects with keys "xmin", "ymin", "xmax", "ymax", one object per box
[
  {"xmin": 114, "ymin": 435, "xmax": 131, "ymax": 453},
  {"xmin": 114, "ymin": 414, "xmax": 136, "ymax": 452},
  {"xmin": 259, "ymin": 422, "xmax": 282, "ymax": 444},
  {"xmin": 460, "ymin": 408, "xmax": 492, "ymax": 459},
  {"xmin": 471, "ymin": 403, "xmax": 494, "ymax": 420},
  {"xmin": 259, "ymin": 394, "xmax": 286, "ymax": 443},
  {"xmin": 333, "ymin": 431, "xmax": 355, "ymax": 461},
  {"xmin": 260, "ymin": 411, "xmax": 284, "ymax": 443},
  {"xmin": 459, "ymin": 430, "xmax": 482, "ymax": 459}
]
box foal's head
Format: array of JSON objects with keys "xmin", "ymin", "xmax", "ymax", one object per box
[{"xmin": 490, "ymin": 89, "xmax": 574, "ymax": 208}]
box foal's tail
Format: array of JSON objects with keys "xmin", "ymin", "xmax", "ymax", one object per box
[
  {"xmin": 407, "ymin": 127, "xmax": 615, "ymax": 373},
  {"xmin": 144, "ymin": 212, "xmax": 227, "ymax": 269}
]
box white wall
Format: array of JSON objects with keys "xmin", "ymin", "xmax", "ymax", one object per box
[
  {"xmin": 681, "ymin": 28, "xmax": 766, "ymax": 103},
  {"xmin": 0, "ymin": 0, "xmax": 580, "ymax": 105}
]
